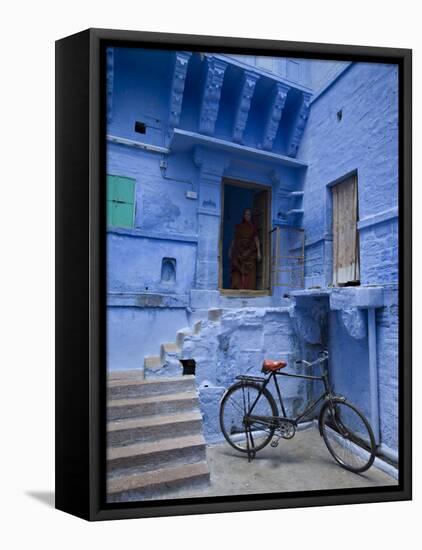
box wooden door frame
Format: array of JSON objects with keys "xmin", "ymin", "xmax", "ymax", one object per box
[{"xmin": 219, "ymin": 177, "xmax": 272, "ymax": 295}]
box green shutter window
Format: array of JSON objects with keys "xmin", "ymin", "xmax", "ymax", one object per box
[{"xmin": 107, "ymin": 175, "xmax": 136, "ymax": 228}]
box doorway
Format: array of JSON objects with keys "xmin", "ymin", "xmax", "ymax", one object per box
[
  {"xmin": 220, "ymin": 179, "xmax": 271, "ymax": 293},
  {"xmin": 332, "ymin": 174, "xmax": 360, "ymax": 286}
]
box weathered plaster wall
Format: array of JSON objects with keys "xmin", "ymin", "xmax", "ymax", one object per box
[
  {"xmin": 105, "ymin": 50, "xmax": 399, "ymax": 458},
  {"xmin": 107, "ymin": 232, "xmax": 197, "ymax": 295},
  {"xmin": 108, "ymin": 48, "xmax": 173, "ymax": 146},
  {"xmin": 298, "ymin": 63, "xmax": 399, "ymax": 452},
  {"xmin": 376, "ymin": 286, "xmax": 399, "ymax": 451},
  {"xmin": 328, "ymin": 308, "xmax": 371, "ymax": 420},
  {"xmin": 107, "ymin": 306, "xmax": 189, "ymax": 372},
  {"xmin": 360, "ymin": 218, "xmax": 399, "ymax": 285},
  {"xmin": 179, "ymin": 307, "xmax": 307, "ymax": 442},
  {"xmin": 107, "ymin": 144, "xmax": 199, "ymax": 236},
  {"xmin": 298, "ymin": 62, "xmax": 398, "ymax": 288}
]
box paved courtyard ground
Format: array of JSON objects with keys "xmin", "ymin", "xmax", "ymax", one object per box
[{"xmin": 153, "ymin": 425, "xmax": 397, "ymax": 501}]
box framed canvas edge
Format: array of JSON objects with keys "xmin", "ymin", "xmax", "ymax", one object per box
[{"xmin": 56, "ymin": 28, "xmax": 412, "ymax": 522}]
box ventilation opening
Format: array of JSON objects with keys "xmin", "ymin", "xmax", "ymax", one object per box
[
  {"xmin": 134, "ymin": 121, "xmax": 146, "ymax": 134},
  {"xmin": 179, "ymin": 359, "xmax": 196, "ymax": 376},
  {"xmin": 161, "ymin": 257, "xmax": 176, "ymax": 283}
]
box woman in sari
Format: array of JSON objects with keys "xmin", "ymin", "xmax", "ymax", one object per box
[{"xmin": 229, "ymin": 208, "xmax": 261, "ymax": 290}]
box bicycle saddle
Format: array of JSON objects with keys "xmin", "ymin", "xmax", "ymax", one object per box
[{"xmin": 262, "ymin": 359, "xmax": 288, "ymax": 372}]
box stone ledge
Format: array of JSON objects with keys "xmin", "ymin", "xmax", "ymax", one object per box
[
  {"xmin": 108, "ymin": 292, "xmax": 189, "ymax": 308},
  {"xmin": 107, "ymin": 227, "xmax": 198, "ymax": 243},
  {"xmin": 330, "ymin": 286, "xmax": 384, "ymax": 310},
  {"xmin": 357, "ymin": 207, "xmax": 398, "ymax": 231},
  {"xmin": 291, "ymin": 286, "xmax": 385, "ymax": 309}
]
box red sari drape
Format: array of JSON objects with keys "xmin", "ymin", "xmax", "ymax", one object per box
[{"xmin": 230, "ymin": 221, "xmax": 258, "ymax": 290}]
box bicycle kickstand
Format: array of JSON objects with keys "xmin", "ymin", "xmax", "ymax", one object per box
[{"xmin": 245, "ymin": 424, "xmax": 256, "ymax": 463}]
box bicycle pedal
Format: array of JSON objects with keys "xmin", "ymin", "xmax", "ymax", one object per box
[{"xmin": 270, "ymin": 440, "xmax": 279, "ymax": 448}]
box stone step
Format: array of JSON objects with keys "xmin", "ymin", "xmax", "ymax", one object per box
[
  {"xmin": 108, "ymin": 369, "xmax": 144, "ymax": 382},
  {"xmin": 160, "ymin": 342, "xmax": 181, "ymax": 360},
  {"xmin": 108, "ymin": 375, "xmax": 195, "ymax": 400},
  {"xmin": 193, "ymin": 320, "xmax": 203, "ymax": 334},
  {"xmin": 176, "ymin": 327, "xmax": 192, "ymax": 348},
  {"xmin": 107, "ymin": 411, "xmax": 203, "ymax": 447},
  {"xmin": 107, "ymin": 461, "xmax": 210, "ymax": 502},
  {"xmin": 107, "ymin": 391, "xmax": 199, "ymax": 420},
  {"xmin": 144, "ymin": 359, "xmax": 184, "ymax": 380},
  {"xmin": 144, "ymin": 356, "xmax": 162, "ymax": 370},
  {"xmin": 107, "ymin": 434, "xmax": 207, "ymax": 477}
]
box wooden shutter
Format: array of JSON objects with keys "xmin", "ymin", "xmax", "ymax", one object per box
[
  {"xmin": 106, "ymin": 175, "xmax": 136, "ymax": 228},
  {"xmin": 332, "ymin": 175, "xmax": 360, "ymax": 285}
]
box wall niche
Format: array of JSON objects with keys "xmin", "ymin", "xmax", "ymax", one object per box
[{"xmin": 161, "ymin": 257, "xmax": 177, "ymax": 284}]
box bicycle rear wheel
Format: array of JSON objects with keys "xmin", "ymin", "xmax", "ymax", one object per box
[
  {"xmin": 320, "ymin": 398, "xmax": 376, "ymax": 473},
  {"xmin": 219, "ymin": 381, "xmax": 278, "ymax": 453}
]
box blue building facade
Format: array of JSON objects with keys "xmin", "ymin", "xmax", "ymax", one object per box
[{"xmin": 106, "ymin": 48, "xmax": 399, "ymax": 460}]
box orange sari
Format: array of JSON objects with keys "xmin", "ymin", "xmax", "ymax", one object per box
[{"xmin": 231, "ymin": 221, "xmax": 258, "ymax": 290}]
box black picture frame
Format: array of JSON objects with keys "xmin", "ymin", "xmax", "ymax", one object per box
[{"xmin": 55, "ymin": 28, "xmax": 412, "ymax": 521}]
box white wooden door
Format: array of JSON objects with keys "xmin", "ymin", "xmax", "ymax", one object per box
[{"xmin": 332, "ymin": 175, "xmax": 360, "ymax": 285}]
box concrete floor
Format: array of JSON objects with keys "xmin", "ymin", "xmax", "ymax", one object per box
[{"xmin": 155, "ymin": 425, "xmax": 397, "ymax": 501}]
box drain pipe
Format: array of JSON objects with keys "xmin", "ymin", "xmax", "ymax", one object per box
[{"xmin": 367, "ymin": 307, "xmax": 380, "ymax": 445}]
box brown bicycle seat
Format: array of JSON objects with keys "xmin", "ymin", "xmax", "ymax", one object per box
[{"xmin": 262, "ymin": 359, "xmax": 288, "ymax": 373}]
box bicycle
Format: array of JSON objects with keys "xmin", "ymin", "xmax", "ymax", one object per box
[{"xmin": 219, "ymin": 351, "xmax": 377, "ymax": 473}]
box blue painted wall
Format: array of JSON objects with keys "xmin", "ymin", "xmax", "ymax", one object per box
[
  {"xmin": 298, "ymin": 62, "xmax": 399, "ymax": 451},
  {"xmin": 298, "ymin": 62, "xmax": 398, "ymax": 288},
  {"xmin": 106, "ymin": 49, "xmax": 399, "ymax": 453}
]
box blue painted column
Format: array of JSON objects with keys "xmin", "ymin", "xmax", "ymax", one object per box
[
  {"xmin": 367, "ymin": 307, "xmax": 380, "ymax": 445},
  {"xmin": 194, "ymin": 147, "xmax": 229, "ymax": 290}
]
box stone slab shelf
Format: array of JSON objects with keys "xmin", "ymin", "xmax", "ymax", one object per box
[
  {"xmin": 170, "ymin": 128, "xmax": 308, "ymax": 169},
  {"xmin": 290, "ymin": 286, "xmax": 385, "ymax": 310}
]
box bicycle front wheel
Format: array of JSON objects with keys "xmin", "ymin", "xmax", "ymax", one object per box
[
  {"xmin": 320, "ymin": 398, "xmax": 376, "ymax": 473},
  {"xmin": 219, "ymin": 381, "xmax": 278, "ymax": 453}
]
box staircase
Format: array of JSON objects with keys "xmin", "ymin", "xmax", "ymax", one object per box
[
  {"xmin": 107, "ymin": 372, "xmax": 210, "ymax": 502},
  {"xmin": 142, "ymin": 305, "xmax": 307, "ymax": 442},
  {"xmin": 144, "ymin": 320, "xmax": 203, "ymax": 379}
]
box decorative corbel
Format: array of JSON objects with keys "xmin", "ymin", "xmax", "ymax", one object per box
[
  {"xmin": 199, "ymin": 56, "xmax": 228, "ymax": 135},
  {"xmin": 262, "ymin": 81, "xmax": 290, "ymax": 151},
  {"xmin": 232, "ymin": 70, "xmax": 259, "ymax": 143},
  {"xmin": 287, "ymin": 91, "xmax": 312, "ymax": 157},
  {"xmin": 168, "ymin": 52, "xmax": 192, "ymax": 130}
]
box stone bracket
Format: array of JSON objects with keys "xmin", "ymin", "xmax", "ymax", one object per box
[
  {"xmin": 287, "ymin": 91, "xmax": 312, "ymax": 157},
  {"xmin": 168, "ymin": 52, "xmax": 192, "ymax": 130},
  {"xmin": 262, "ymin": 82, "xmax": 290, "ymax": 151},
  {"xmin": 199, "ymin": 56, "xmax": 228, "ymax": 135},
  {"xmin": 232, "ymin": 70, "xmax": 260, "ymax": 143}
]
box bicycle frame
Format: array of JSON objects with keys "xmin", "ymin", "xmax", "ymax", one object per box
[
  {"xmin": 238, "ymin": 359, "xmax": 335, "ymax": 429},
  {"xmin": 225, "ymin": 353, "xmax": 376, "ymax": 469}
]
